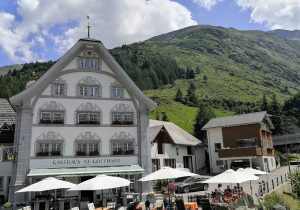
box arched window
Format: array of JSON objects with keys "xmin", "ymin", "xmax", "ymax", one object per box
[
  {"xmin": 110, "ymin": 132, "xmax": 135, "ymax": 155},
  {"xmin": 38, "ymin": 101, "xmax": 65, "ymax": 124},
  {"xmin": 35, "ymin": 131, "xmax": 64, "ymax": 157},
  {"xmin": 74, "ymin": 132, "xmax": 101, "ymax": 156},
  {"xmin": 75, "ymin": 102, "xmax": 102, "ymax": 125},
  {"xmin": 111, "ymin": 104, "xmax": 134, "ymax": 126}
]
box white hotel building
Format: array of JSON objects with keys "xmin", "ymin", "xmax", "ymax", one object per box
[{"xmin": 9, "ymin": 37, "xmax": 156, "ymax": 204}]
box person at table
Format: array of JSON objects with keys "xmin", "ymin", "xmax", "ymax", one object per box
[
  {"xmin": 209, "ymin": 192, "xmax": 222, "ymax": 207},
  {"xmin": 233, "ymin": 183, "xmax": 243, "ymax": 196},
  {"xmin": 224, "ymin": 185, "xmax": 232, "ymax": 197},
  {"xmin": 163, "ymin": 197, "xmax": 171, "ymax": 210},
  {"xmin": 216, "ymin": 183, "xmax": 223, "ymax": 193}
]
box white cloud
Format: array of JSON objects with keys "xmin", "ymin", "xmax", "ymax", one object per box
[
  {"xmin": 236, "ymin": 0, "xmax": 300, "ymax": 30},
  {"xmin": 193, "ymin": 0, "xmax": 223, "ymax": 10},
  {"xmin": 0, "ymin": 0, "xmax": 196, "ymax": 64}
]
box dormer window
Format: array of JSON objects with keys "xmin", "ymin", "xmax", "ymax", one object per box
[
  {"xmin": 79, "ymin": 58, "xmax": 99, "ymax": 69},
  {"xmin": 51, "ymin": 78, "xmax": 67, "ymax": 96}
]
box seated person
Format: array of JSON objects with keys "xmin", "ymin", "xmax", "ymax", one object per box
[
  {"xmin": 164, "ymin": 197, "xmax": 171, "ymax": 210},
  {"xmin": 216, "ymin": 183, "xmax": 223, "ymax": 193},
  {"xmin": 232, "ymin": 183, "xmax": 243, "ymax": 196},
  {"xmin": 209, "ymin": 192, "xmax": 222, "ymax": 206},
  {"xmin": 224, "ymin": 185, "xmax": 232, "ymax": 198}
]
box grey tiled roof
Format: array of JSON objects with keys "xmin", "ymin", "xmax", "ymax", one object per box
[
  {"xmin": 149, "ymin": 120, "xmax": 202, "ymax": 146},
  {"xmin": 0, "ymin": 98, "xmax": 15, "ymax": 125},
  {"xmin": 203, "ymin": 111, "xmax": 273, "ymax": 129}
]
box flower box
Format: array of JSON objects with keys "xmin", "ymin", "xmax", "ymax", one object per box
[
  {"xmin": 76, "ymin": 151, "xmax": 87, "ymax": 156},
  {"xmin": 36, "ymin": 152, "xmax": 49, "ymax": 156},
  {"xmin": 124, "ymin": 149, "xmax": 134, "ymax": 155},
  {"xmin": 89, "ymin": 151, "xmax": 99, "ymax": 156},
  {"xmin": 112, "ymin": 150, "xmax": 123, "ymax": 155},
  {"xmin": 50, "ymin": 151, "xmax": 61, "ymax": 156}
]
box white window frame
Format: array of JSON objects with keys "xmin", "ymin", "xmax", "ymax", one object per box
[
  {"xmin": 36, "ymin": 141, "xmax": 63, "ymax": 157},
  {"xmin": 79, "ymin": 58, "xmax": 99, "ymax": 69},
  {"xmin": 76, "ymin": 141, "xmax": 100, "ymax": 156},
  {"xmin": 53, "ymin": 84, "xmax": 64, "ymax": 96},
  {"xmin": 112, "ymin": 87, "xmax": 124, "ymax": 98},
  {"xmin": 77, "ymin": 112, "xmax": 100, "ymax": 124}
]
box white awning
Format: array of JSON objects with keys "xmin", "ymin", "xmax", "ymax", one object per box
[{"xmin": 27, "ymin": 165, "xmax": 144, "ymax": 177}]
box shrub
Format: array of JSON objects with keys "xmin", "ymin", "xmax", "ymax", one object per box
[
  {"xmin": 288, "ymin": 170, "xmax": 300, "ymax": 198},
  {"xmin": 3, "ymin": 202, "xmax": 12, "ymax": 208}
]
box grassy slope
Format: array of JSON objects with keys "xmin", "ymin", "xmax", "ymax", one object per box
[{"xmin": 140, "ymin": 26, "xmax": 300, "ymax": 132}]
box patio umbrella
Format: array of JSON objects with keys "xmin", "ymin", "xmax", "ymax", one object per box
[
  {"xmin": 138, "ymin": 167, "xmax": 201, "ymax": 182},
  {"xmin": 68, "ymin": 175, "xmax": 130, "ymax": 208},
  {"xmin": 16, "ymin": 177, "xmax": 76, "ymax": 192},
  {"xmin": 243, "ymin": 167, "xmax": 269, "ymax": 175},
  {"xmin": 203, "ymin": 169, "xmax": 259, "ymax": 184},
  {"xmin": 238, "ymin": 168, "xmax": 268, "ymax": 195}
]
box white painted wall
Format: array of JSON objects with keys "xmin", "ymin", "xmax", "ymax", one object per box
[
  {"xmin": 151, "ymin": 143, "xmax": 205, "ymax": 173},
  {"xmin": 206, "ymin": 128, "xmax": 224, "ymax": 174}
]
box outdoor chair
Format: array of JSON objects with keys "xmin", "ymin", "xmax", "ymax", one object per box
[
  {"xmin": 71, "ymin": 207, "xmax": 80, "ymax": 210},
  {"xmin": 107, "ymin": 202, "xmax": 116, "ymax": 210},
  {"xmin": 88, "ymin": 203, "xmax": 96, "ymax": 210}
]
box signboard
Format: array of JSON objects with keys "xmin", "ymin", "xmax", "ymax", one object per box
[{"xmin": 30, "ymin": 156, "xmax": 138, "ymax": 169}]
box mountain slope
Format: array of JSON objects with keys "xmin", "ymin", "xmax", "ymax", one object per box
[
  {"xmin": 269, "ymin": 29, "xmax": 300, "ymax": 41},
  {"xmin": 2, "ymin": 25, "xmax": 300, "ymax": 133}
]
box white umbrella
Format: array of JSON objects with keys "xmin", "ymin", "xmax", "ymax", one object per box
[
  {"xmin": 69, "ymin": 175, "xmax": 130, "ymax": 209},
  {"xmin": 203, "ymin": 169, "xmax": 259, "ymax": 184},
  {"xmin": 138, "ymin": 167, "xmax": 201, "ymax": 182},
  {"xmin": 68, "ymin": 174, "xmax": 130, "ymax": 191},
  {"xmin": 243, "ymin": 167, "xmax": 269, "ymax": 175},
  {"xmin": 16, "ymin": 177, "xmax": 76, "ymax": 193}
]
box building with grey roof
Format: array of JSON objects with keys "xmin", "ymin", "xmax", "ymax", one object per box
[
  {"xmin": 203, "ymin": 111, "xmax": 277, "ymax": 174},
  {"xmin": 149, "ymin": 120, "xmax": 206, "ymax": 174}
]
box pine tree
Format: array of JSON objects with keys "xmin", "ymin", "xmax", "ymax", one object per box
[
  {"xmin": 185, "ymin": 82, "xmax": 198, "ymax": 106},
  {"xmin": 193, "ymin": 103, "xmax": 215, "ymax": 141},
  {"xmin": 269, "ymin": 94, "xmax": 283, "ymax": 134},
  {"xmin": 196, "ymin": 66, "xmax": 201, "ymax": 74},
  {"xmin": 161, "ymin": 112, "xmax": 169, "ymax": 121},
  {"xmin": 203, "ymin": 75, "xmax": 208, "ymax": 82},
  {"xmin": 260, "ymin": 95, "xmax": 269, "ymax": 111},
  {"xmin": 174, "ymin": 88, "xmax": 184, "ymax": 103},
  {"xmin": 186, "ymin": 67, "xmax": 195, "ymax": 79}
]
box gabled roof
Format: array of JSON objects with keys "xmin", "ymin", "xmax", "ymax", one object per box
[
  {"xmin": 149, "ymin": 120, "xmax": 201, "ymax": 146},
  {"xmin": 202, "ymin": 111, "xmax": 274, "ymax": 130},
  {"xmin": 0, "ymin": 98, "xmax": 15, "ymax": 125},
  {"xmin": 10, "ymin": 38, "xmax": 156, "ymax": 109}
]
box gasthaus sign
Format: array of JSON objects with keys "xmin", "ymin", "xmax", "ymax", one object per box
[{"xmin": 30, "ymin": 156, "xmax": 138, "ymax": 169}]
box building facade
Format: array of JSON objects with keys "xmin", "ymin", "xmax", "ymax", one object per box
[
  {"xmin": 149, "ymin": 120, "xmax": 206, "ymax": 173},
  {"xmin": 203, "ymin": 111, "xmax": 276, "ymax": 174},
  {"xmin": 9, "ymin": 38, "xmax": 156, "ymax": 204},
  {"xmin": 0, "ymin": 99, "xmax": 15, "ymax": 204}
]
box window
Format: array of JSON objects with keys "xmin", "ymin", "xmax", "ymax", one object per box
[
  {"xmin": 0, "ymin": 177, "xmax": 3, "ymax": 191},
  {"xmin": 216, "ymin": 160, "xmax": 224, "ymax": 166},
  {"xmin": 112, "ymin": 141, "xmax": 134, "ymax": 155},
  {"xmin": 79, "ymin": 86, "xmax": 99, "ymax": 97},
  {"xmin": 77, "ymin": 112, "xmax": 100, "ymax": 124},
  {"xmin": 112, "ymin": 113, "xmax": 133, "ymax": 125},
  {"xmin": 152, "ymin": 159, "xmax": 160, "ymax": 171},
  {"xmin": 214, "ymin": 143, "xmax": 221, "ymax": 151},
  {"xmin": 158, "ymin": 141, "xmax": 164, "ymax": 154},
  {"xmin": 36, "ymin": 142, "xmax": 62, "ymax": 156},
  {"xmin": 111, "ymin": 87, "xmax": 124, "ymax": 98},
  {"xmin": 164, "ymin": 159, "xmax": 176, "ymax": 168},
  {"xmin": 76, "ymin": 142, "xmax": 99, "ymax": 156},
  {"xmin": 53, "ymin": 84, "xmax": 64, "ymax": 96},
  {"xmin": 40, "ymin": 111, "xmax": 64, "ymax": 124},
  {"xmin": 79, "ymin": 58, "xmax": 99, "ymax": 69},
  {"xmin": 187, "ymin": 146, "xmax": 193, "ymax": 155}
]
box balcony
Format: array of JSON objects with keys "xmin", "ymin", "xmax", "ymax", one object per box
[{"xmin": 217, "ymin": 147, "xmax": 262, "ymax": 158}]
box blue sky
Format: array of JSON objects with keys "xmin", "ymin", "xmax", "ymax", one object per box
[{"xmin": 0, "ymin": 0, "xmax": 299, "ymax": 67}]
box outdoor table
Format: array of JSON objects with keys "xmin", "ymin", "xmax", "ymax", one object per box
[
  {"xmin": 95, "ymin": 208, "xmax": 108, "ymax": 210},
  {"xmin": 184, "ymin": 202, "xmax": 198, "ymax": 210}
]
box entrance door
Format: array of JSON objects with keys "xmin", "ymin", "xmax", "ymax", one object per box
[
  {"xmin": 80, "ymin": 176, "xmax": 94, "ymax": 202},
  {"xmin": 183, "ymin": 156, "xmax": 193, "ymax": 172},
  {"xmin": 264, "ymin": 158, "xmax": 270, "ymax": 172}
]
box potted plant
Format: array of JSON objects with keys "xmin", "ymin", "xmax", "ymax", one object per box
[
  {"xmin": 2, "ymin": 201, "xmax": 12, "ymax": 210},
  {"xmin": 36, "ymin": 151, "xmax": 49, "ymax": 156},
  {"xmin": 112, "ymin": 150, "xmax": 123, "ymax": 155},
  {"xmin": 50, "ymin": 150, "xmax": 61, "ymax": 156},
  {"xmin": 89, "ymin": 150, "xmax": 99, "ymax": 156}
]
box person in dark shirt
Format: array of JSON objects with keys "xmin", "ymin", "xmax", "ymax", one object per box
[{"xmin": 145, "ymin": 200, "xmax": 150, "ymax": 210}]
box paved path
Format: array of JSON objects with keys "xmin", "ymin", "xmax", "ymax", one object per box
[{"xmin": 176, "ymin": 165, "xmax": 296, "ymax": 201}]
